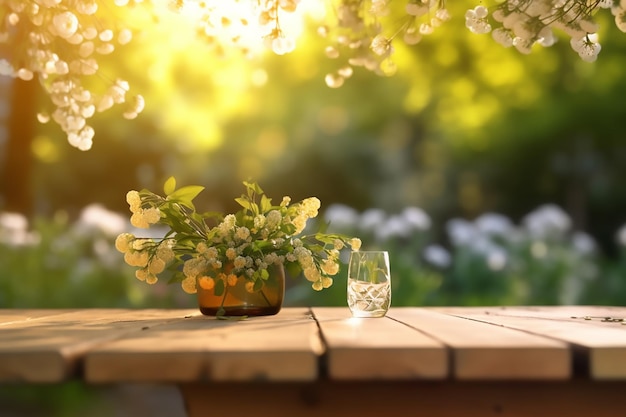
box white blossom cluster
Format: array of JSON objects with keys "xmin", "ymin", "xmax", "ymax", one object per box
[
  {"xmin": 173, "ymin": 0, "xmax": 301, "ymax": 57},
  {"xmin": 0, "ymin": 0, "xmax": 144, "ymax": 150},
  {"xmin": 465, "ymin": 0, "xmax": 624, "ymax": 62},
  {"xmin": 319, "ymin": 0, "xmax": 450, "ymax": 88}
]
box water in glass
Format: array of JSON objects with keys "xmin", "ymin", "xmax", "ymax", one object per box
[
  {"xmin": 347, "ymin": 251, "xmax": 391, "ymax": 318},
  {"xmin": 348, "ymin": 278, "xmax": 390, "ymax": 317}
]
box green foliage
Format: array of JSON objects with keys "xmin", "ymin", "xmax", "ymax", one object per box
[
  {"xmin": 0, "ymin": 201, "xmax": 624, "ymax": 311},
  {"xmin": 0, "ymin": 382, "xmax": 100, "ymax": 417},
  {"xmin": 0, "ymin": 210, "xmax": 188, "ymax": 309}
]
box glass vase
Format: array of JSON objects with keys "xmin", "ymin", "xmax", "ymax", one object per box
[{"xmin": 196, "ymin": 263, "xmax": 285, "ymax": 317}]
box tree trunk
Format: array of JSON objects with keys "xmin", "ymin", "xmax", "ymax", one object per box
[{"xmin": 1, "ymin": 78, "xmax": 38, "ymax": 217}]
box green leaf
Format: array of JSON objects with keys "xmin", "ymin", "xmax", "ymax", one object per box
[
  {"xmin": 260, "ymin": 195, "xmax": 272, "ymax": 213},
  {"xmin": 260, "ymin": 268, "xmax": 269, "ymax": 280},
  {"xmin": 164, "ymin": 176, "xmax": 176, "ymax": 195},
  {"xmin": 243, "ymin": 180, "xmax": 263, "ymax": 195},
  {"xmin": 253, "ymin": 278, "xmax": 264, "ymax": 292},
  {"xmin": 168, "ymin": 185, "xmax": 205, "ymax": 208},
  {"xmin": 235, "ymin": 197, "xmax": 254, "ymax": 211},
  {"xmin": 254, "ymin": 241, "xmax": 273, "ymax": 249},
  {"xmin": 281, "ymin": 223, "xmax": 297, "ymax": 235},
  {"xmin": 313, "ymin": 234, "xmax": 336, "ymax": 244}
]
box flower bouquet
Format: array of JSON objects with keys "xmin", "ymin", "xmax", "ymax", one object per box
[{"xmin": 115, "ymin": 178, "xmax": 361, "ymax": 317}]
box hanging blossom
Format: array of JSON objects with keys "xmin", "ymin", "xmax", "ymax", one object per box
[
  {"xmin": 316, "ymin": 0, "xmax": 625, "ymax": 89},
  {"xmin": 464, "ymin": 0, "xmax": 622, "ymax": 62},
  {"xmin": 3, "ymin": 0, "xmax": 626, "ymax": 146},
  {"xmin": 172, "ymin": 0, "xmax": 301, "ymax": 57},
  {"xmin": 318, "ymin": 0, "xmax": 451, "ymax": 88},
  {"xmin": 0, "ymin": 0, "xmax": 144, "ymax": 151}
]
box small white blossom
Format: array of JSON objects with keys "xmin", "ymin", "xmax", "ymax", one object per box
[
  {"xmin": 53, "ymin": 11, "xmax": 79, "ymax": 39},
  {"xmin": 522, "ymin": 204, "xmax": 572, "ymax": 239},
  {"xmin": 423, "ymin": 244, "xmax": 452, "ymax": 268}
]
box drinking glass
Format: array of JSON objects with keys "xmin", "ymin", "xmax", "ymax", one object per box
[{"xmin": 347, "ymin": 251, "xmax": 391, "ymax": 318}]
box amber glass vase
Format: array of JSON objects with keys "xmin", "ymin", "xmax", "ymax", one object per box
[{"xmin": 197, "ymin": 263, "xmax": 285, "ymax": 317}]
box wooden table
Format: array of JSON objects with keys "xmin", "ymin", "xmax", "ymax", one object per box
[{"xmin": 2, "ymin": 306, "xmax": 626, "ymax": 416}]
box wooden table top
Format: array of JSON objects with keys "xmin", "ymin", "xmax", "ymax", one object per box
[{"xmin": 1, "ymin": 306, "xmax": 626, "ymax": 384}]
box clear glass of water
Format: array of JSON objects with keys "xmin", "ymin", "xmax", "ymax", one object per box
[{"xmin": 347, "ymin": 251, "xmax": 391, "ymax": 318}]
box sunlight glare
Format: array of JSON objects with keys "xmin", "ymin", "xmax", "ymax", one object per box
[
  {"xmin": 347, "ymin": 317, "xmax": 363, "ymax": 326},
  {"xmin": 173, "ymin": 0, "xmax": 317, "ymax": 56}
]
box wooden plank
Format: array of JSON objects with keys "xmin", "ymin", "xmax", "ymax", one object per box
[
  {"xmin": 85, "ymin": 308, "xmax": 322, "ymax": 383},
  {"xmin": 437, "ymin": 306, "xmax": 626, "ymax": 379},
  {"xmin": 0, "ymin": 309, "xmax": 197, "ymax": 382},
  {"xmin": 0, "ymin": 309, "xmax": 77, "ymax": 326},
  {"xmin": 312, "ymin": 307, "xmax": 447, "ymax": 380},
  {"xmin": 180, "ymin": 380, "xmax": 626, "ymax": 417},
  {"xmin": 388, "ymin": 308, "xmax": 570, "ymax": 380}
]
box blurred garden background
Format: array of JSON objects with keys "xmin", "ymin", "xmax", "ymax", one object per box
[{"xmin": 2, "ymin": 0, "xmax": 626, "ymax": 414}]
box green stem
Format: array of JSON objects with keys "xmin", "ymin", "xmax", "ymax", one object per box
[
  {"xmin": 217, "ymin": 285, "xmax": 230, "ymax": 317},
  {"xmin": 259, "ymin": 287, "xmax": 271, "ymax": 306}
]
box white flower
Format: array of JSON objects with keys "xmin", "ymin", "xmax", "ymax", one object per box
[
  {"xmin": 475, "ymin": 213, "xmax": 514, "ymax": 236},
  {"xmin": 614, "ymin": 9, "xmax": 626, "ymax": 32},
  {"xmin": 423, "ymin": 244, "xmax": 452, "ymax": 268},
  {"xmin": 465, "ymin": 7, "xmax": 492, "ymax": 34},
  {"xmin": 571, "ymin": 35, "xmax": 602, "ymax": 62},
  {"xmin": 0, "ymin": 59, "xmax": 14, "ymax": 76},
  {"xmin": 0, "ymin": 212, "xmax": 41, "ymax": 247},
  {"xmin": 75, "ymin": 204, "xmax": 127, "ymax": 236},
  {"xmin": 537, "ymin": 27, "xmax": 557, "ymax": 47},
  {"xmin": 403, "ymin": 27, "xmax": 422, "ymax": 45},
  {"xmin": 491, "ymin": 28, "xmax": 515, "ymax": 48},
  {"xmin": 522, "ymin": 204, "xmax": 572, "ymax": 238},
  {"xmin": 617, "ymin": 224, "xmax": 626, "ymax": 247},
  {"xmin": 402, "ymin": 206, "xmax": 431, "ymax": 231},
  {"xmin": 359, "ymin": 208, "xmax": 387, "ymax": 232},
  {"xmin": 99, "ymin": 29, "xmax": 114, "ymax": 42},
  {"xmin": 77, "ymin": 0, "xmax": 98, "ymax": 15},
  {"xmin": 118, "ymin": 28, "xmax": 133, "ymax": 44},
  {"xmin": 616, "ymin": 224, "xmax": 626, "ymax": 247},
  {"xmin": 446, "ymin": 218, "xmax": 477, "ymax": 246},
  {"xmin": 371, "ymin": 34, "xmax": 393, "ymax": 56},
  {"xmin": 324, "ymin": 204, "xmax": 359, "ymax": 230},
  {"xmin": 572, "ymin": 232, "xmax": 596, "ymax": 255},
  {"xmin": 486, "ymin": 249, "xmax": 507, "ymax": 271},
  {"xmin": 53, "ymin": 11, "xmax": 79, "ymax": 39},
  {"xmin": 17, "ymin": 68, "xmax": 34, "ymax": 81},
  {"xmin": 406, "ymin": 3, "xmax": 428, "ymax": 16},
  {"xmin": 270, "ymin": 35, "xmax": 295, "ymax": 55},
  {"xmin": 376, "ymin": 214, "xmax": 411, "ymax": 240},
  {"xmin": 435, "ymin": 8, "xmax": 451, "ymax": 21},
  {"xmin": 370, "ymin": 0, "xmax": 389, "ymax": 17},
  {"xmin": 325, "ymin": 73, "xmax": 344, "ymax": 88}
]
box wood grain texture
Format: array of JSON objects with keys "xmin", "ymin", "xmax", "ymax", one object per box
[
  {"xmin": 436, "ymin": 306, "xmax": 626, "ymax": 379},
  {"xmin": 312, "ymin": 307, "xmax": 447, "ymax": 379},
  {"xmin": 0, "ymin": 309, "xmax": 197, "ymax": 382},
  {"xmin": 388, "ymin": 308, "xmax": 570, "ymax": 380},
  {"xmin": 85, "ymin": 308, "xmax": 322, "ymax": 383},
  {"xmin": 0, "ymin": 309, "xmax": 76, "ymax": 326},
  {"xmin": 4, "ymin": 306, "xmax": 626, "ymax": 385}
]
